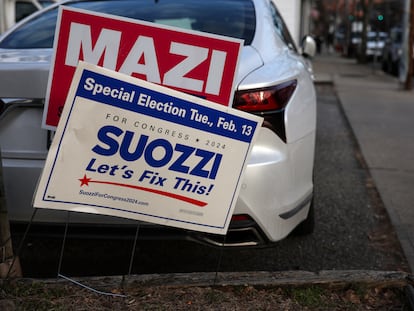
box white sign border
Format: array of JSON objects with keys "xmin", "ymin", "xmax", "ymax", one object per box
[{"xmin": 35, "ymin": 62, "xmax": 263, "ymax": 235}]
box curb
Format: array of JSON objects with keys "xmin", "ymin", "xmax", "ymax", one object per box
[
  {"xmin": 9, "ymin": 270, "xmax": 411, "ymax": 289},
  {"xmin": 314, "ymin": 74, "xmax": 334, "ymax": 85}
]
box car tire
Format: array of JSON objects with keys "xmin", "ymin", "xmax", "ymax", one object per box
[
  {"xmin": 291, "ymin": 196, "xmax": 315, "ymax": 236},
  {"xmin": 391, "ymin": 61, "xmax": 399, "ymax": 76},
  {"xmin": 381, "ymin": 58, "xmax": 389, "ymax": 73}
]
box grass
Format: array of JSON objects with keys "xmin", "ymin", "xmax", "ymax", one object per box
[
  {"xmin": 288, "ymin": 286, "xmax": 327, "ymax": 308},
  {"xmin": 0, "ymin": 278, "xmax": 411, "ymax": 310}
]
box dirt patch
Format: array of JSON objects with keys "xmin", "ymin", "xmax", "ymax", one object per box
[
  {"xmin": 0, "ymin": 281, "xmax": 410, "ymax": 310},
  {"xmin": 1, "ymin": 271, "xmax": 413, "ymax": 310}
]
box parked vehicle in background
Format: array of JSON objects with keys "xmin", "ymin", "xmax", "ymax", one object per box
[
  {"xmin": 0, "ymin": 0, "xmax": 56, "ymax": 33},
  {"xmin": 365, "ymin": 31, "xmax": 387, "ymax": 60},
  {"xmin": 349, "ymin": 31, "xmax": 362, "ymax": 57},
  {"xmin": 0, "ymin": 0, "xmax": 317, "ymax": 247},
  {"xmin": 334, "ymin": 29, "xmax": 346, "ymax": 54},
  {"xmin": 382, "ymin": 27, "xmax": 403, "ymax": 76}
]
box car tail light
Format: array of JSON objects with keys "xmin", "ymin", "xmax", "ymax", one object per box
[
  {"xmin": 231, "ymin": 214, "xmax": 251, "ymax": 222},
  {"xmin": 233, "ymin": 80, "xmax": 297, "ymax": 113}
]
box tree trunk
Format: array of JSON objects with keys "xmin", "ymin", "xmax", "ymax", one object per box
[
  {"xmin": 0, "ymin": 148, "xmax": 22, "ymax": 278},
  {"xmin": 358, "ymin": 0, "xmax": 373, "ymax": 63}
]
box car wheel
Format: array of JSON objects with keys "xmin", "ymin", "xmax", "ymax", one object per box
[
  {"xmin": 381, "ymin": 58, "xmax": 389, "ymax": 73},
  {"xmin": 291, "ymin": 196, "xmax": 315, "ymax": 236},
  {"xmin": 391, "ymin": 61, "xmax": 399, "ymax": 76}
]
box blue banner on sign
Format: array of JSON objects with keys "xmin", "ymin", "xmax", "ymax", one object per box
[{"xmin": 75, "ymin": 70, "xmax": 258, "ymax": 143}]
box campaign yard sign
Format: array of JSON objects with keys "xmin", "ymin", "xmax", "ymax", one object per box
[
  {"xmin": 34, "ymin": 62, "xmax": 263, "ymax": 235},
  {"xmin": 43, "ymin": 6, "xmax": 243, "ymax": 129}
]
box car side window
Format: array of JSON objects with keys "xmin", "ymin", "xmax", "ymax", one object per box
[
  {"xmin": 0, "ymin": 0, "xmax": 257, "ymax": 49},
  {"xmin": 269, "ymin": 2, "xmax": 297, "ymax": 52},
  {"xmin": 0, "ymin": 9, "xmax": 58, "ymax": 48}
]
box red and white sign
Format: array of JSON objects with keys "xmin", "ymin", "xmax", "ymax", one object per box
[{"xmin": 43, "ymin": 6, "xmax": 243, "ymax": 129}]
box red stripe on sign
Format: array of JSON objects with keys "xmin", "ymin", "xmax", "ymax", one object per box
[{"xmin": 82, "ymin": 177, "xmax": 207, "ymax": 207}]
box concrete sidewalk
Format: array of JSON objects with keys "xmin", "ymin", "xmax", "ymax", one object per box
[{"xmin": 312, "ymin": 54, "xmax": 414, "ymax": 273}]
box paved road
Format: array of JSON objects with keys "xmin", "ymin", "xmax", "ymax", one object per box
[{"xmin": 13, "ymin": 84, "xmax": 409, "ymax": 278}]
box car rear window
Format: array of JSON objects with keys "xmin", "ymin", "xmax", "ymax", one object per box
[{"xmin": 0, "ymin": 0, "xmax": 256, "ymax": 49}]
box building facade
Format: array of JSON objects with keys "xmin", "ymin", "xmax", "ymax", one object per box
[{"xmin": 273, "ymin": 0, "xmax": 314, "ymax": 46}]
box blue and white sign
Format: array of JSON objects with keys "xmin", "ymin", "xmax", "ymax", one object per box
[{"xmin": 34, "ymin": 62, "xmax": 263, "ymax": 234}]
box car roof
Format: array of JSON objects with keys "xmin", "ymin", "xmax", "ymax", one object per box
[{"xmin": 1, "ymin": 0, "xmax": 261, "ymax": 46}]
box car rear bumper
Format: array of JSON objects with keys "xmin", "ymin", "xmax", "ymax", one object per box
[{"xmin": 2, "ymin": 106, "xmax": 314, "ymax": 247}]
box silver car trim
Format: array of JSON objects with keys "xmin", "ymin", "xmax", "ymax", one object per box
[
  {"xmin": 193, "ymin": 227, "xmax": 267, "ymax": 247},
  {"xmin": 1, "ymin": 151, "xmax": 47, "ymax": 159}
]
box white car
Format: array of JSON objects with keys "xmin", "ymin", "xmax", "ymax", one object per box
[{"xmin": 0, "ymin": 0, "xmax": 316, "ymax": 247}]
